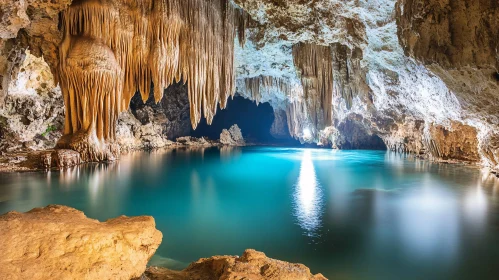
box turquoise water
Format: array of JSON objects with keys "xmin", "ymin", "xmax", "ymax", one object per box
[{"xmin": 1, "ymin": 147, "xmax": 499, "ymax": 279}]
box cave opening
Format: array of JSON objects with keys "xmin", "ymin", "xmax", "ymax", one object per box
[{"xmin": 192, "ymin": 96, "xmax": 299, "ymax": 145}]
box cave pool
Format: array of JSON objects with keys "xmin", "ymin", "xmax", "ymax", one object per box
[{"xmin": 1, "ymin": 147, "xmax": 499, "ymax": 280}]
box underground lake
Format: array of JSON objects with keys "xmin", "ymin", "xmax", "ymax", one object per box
[{"xmin": 1, "ymin": 147, "xmax": 499, "ymax": 280}]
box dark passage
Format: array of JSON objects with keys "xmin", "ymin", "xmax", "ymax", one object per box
[{"xmin": 193, "ymin": 96, "xmax": 285, "ymax": 144}]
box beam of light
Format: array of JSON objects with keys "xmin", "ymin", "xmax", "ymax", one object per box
[
  {"xmin": 293, "ymin": 150, "xmax": 323, "ymax": 237},
  {"xmin": 303, "ymin": 128, "xmax": 312, "ymax": 139}
]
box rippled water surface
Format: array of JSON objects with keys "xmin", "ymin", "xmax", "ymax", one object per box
[{"xmin": 1, "ymin": 147, "xmax": 499, "ymax": 279}]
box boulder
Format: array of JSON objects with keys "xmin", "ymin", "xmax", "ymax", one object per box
[
  {"xmin": 0, "ymin": 205, "xmax": 162, "ymax": 280},
  {"xmin": 145, "ymin": 249, "xmax": 327, "ymax": 280},
  {"xmin": 220, "ymin": 124, "xmax": 245, "ymax": 146}
]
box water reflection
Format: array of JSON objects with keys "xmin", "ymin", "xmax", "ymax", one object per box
[{"xmin": 293, "ymin": 150, "xmax": 323, "ymax": 237}]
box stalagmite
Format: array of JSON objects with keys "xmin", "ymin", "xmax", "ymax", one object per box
[
  {"xmin": 292, "ymin": 43, "xmax": 333, "ymax": 132},
  {"xmin": 57, "ymin": 0, "xmax": 251, "ymax": 161}
]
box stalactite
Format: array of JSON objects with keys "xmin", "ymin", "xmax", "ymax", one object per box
[
  {"xmin": 57, "ymin": 0, "xmax": 251, "ymax": 161},
  {"xmin": 292, "ymin": 42, "xmax": 333, "ymax": 131},
  {"xmin": 241, "ymin": 75, "xmax": 293, "ymax": 105},
  {"xmin": 286, "ymin": 99, "xmax": 312, "ymax": 140},
  {"xmin": 331, "ymin": 43, "xmax": 367, "ymax": 110}
]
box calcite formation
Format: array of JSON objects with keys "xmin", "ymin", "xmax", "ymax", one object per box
[
  {"xmin": 145, "ymin": 249, "xmax": 326, "ymax": 280},
  {"xmin": 55, "ymin": 0, "xmax": 250, "ymax": 161},
  {"xmin": 0, "ymin": 205, "xmax": 162, "ymax": 280},
  {"xmin": 293, "ymin": 43, "xmax": 333, "ymax": 133}
]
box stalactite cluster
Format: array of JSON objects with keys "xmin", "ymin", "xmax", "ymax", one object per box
[
  {"xmin": 292, "ymin": 43, "xmax": 333, "ymax": 131},
  {"xmin": 241, "ymin": 75, "xmax": 292, "ymax": 105},
  {"xmin": 286, "ymin": 100, "xmax": 312, "ymax": 141},
  {"xmin": 331, "ymin": 43, "xmax": 367, "ymax": 110},
  {"xmin": 57, "ymin": 0, "xmax": 249, "ymax": 161}
]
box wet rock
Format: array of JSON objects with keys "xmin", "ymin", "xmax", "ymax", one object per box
[
  {"xmin": 145, "ymin": 249, "xmax": 326, "ymax": 280},
  {"xmin": 175, "ymin": 136, "xmax": 217, "ymax": 147},
  {"xmin": 0, "ymin": 205, "xmax": 162, "ymax": 280},
  {"xmin": 220, "ymin": 124, "xmax": 245, "ymax": 146}
]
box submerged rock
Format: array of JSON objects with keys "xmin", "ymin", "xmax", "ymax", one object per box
[
  {"xmin": 0, "ymin": 205, "xmax": 162, "ymax": 280},
  {"xmin": 220, "ymin": 124, "xmax": 245, "ymax": 146},
  {"xmin": 145, "ymin": 249, "xmax": 326, "ymax": 280}
]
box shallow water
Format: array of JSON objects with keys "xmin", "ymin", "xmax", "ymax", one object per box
[{"xmin": 1, "ymin": 147, "xmax": 499, "ymax": 279}]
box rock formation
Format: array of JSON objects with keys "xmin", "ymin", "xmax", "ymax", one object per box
[
  {"xmin": 270, "ymin": 109, "xmax": 292, "ymax": 139},
  {"xmin": 130, "ymin": 82, "xmax": 191, "ymax": 140},
  {"xmin": 0, "ymin": 51, "xmax": 64, "ymax": 152},
  {"xmin": 0, "ymin": 205, "xmax": 162, "ymax": 280},
  {"xmin": 396, "ymin": 0, "xmax": 499, "ymax": 168},
  {"xmin": 54, "ymin": 0, "xmax": 251, "ymax": 161},
  {"xmin": 176, "ymin": 136, "xmax": 218, "ymax": 147},
  {"xmin": 220, "ymin": 124, "xmax": 245, "ymax": 146},
  {"xmin": 0, "ymin": 0, "xmax": 498, "ymax": 169},
  {"xmin": 116, "ymin": 111, "xmax": 173, "ymax": 152},
  {"xmin": 144, "ymin": 249, "xmax": 326, "ymax": 280}
]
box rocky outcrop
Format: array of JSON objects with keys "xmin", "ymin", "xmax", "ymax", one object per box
[
  {"xmin": 131, "ymin": 82, "xmax": 191, "ymax": 140},
  {"xmin": 0, "ymin": 51, "xmax": 64, "ymax": 152},
  {"xmin": 331, "ymin": 114, "xmax": 386, "ymax": 150},
  {"xmin": 0, "ymin": 205, "xmax": 162, "ymax": 280},
  {"xmin": 145, "ymin": 249, "xmax": 326, "ymax": 280},
  {"xmin": 270, "ymin": 109, "xmax": 291, "ymax": 139},
  {"xmin": 0, "ymin": 0, "xmax": 72, "ymax": 103},
  {"xmin": 116, "ymin": 111, "xmax": 173, "ymax": 152},
  {"xmin": 176, "ymin": 136, "xmax": 218, "ymax": 147},
  {"xmin": 427, "ymin": 122, "xmax": 480, "ymax": 162},
  {"xmin": 220, "ymin": 124, "xmax": 246, "ymax": 146}
]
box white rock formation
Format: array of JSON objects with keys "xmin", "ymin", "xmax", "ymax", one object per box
[{"xmin": 220, "ymin": 124, "xmax": 246, "ymax": 146}]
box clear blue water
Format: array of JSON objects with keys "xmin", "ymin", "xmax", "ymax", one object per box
[{"xmin": 1, "ymin": 147, "xmax": 499, "ymax": 280}]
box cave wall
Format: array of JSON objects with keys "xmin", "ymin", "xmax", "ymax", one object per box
[
  {"xmin": 130, "ymin": 82, "xmax": 191, "ymax": 140},
  {"xmin": 396, "ymin": 0, "xmax": 499, "ymax": 167},
  {"xmin": 0, "ymin": 0, "xmax": 498, "ymax": 168},
  {"xmin": 0, "ymin": 51, "xmax": 64, "ymax": 152}
]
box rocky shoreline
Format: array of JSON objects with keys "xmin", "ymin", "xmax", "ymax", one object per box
[
  {"xmin": 0, "ymin": 124, "xmax": 246, "ymax": 173},
  {"xmin": 0, "ymin": 205, "xmax": 326, "ymax": 280}
]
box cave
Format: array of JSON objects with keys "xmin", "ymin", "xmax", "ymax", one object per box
[
  {"xmin": 192, "ymin": 95, "xmax": 299, "ymax": 145},
  {"xmin": 1, "ymin": 0, "xmax": 499, "ymax": 279}
]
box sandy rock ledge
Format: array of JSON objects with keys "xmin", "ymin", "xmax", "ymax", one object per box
[
  {"xmin": 144, "ymin": 249, "xmax": 327, "ymax": 280},
  {"xmin": 0, "ymin": 205, "xmax": 162, "ymax": 280}
]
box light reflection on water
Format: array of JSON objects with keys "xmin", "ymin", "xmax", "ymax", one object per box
[
  {"xmin": 1, "ymin": 147, "xmax": 499, "ymax": 279},
  {"xmin": 293, "ymin": 150, "xmax": 324, "ymax": 237}
]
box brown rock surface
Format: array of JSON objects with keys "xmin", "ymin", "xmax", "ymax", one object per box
[
  {"xmin": 397, "ymin": 0, "xmax": 499, "ymax": 125},
  {"xmin": 427, "ymin": 121, "xmax": 480, "ymax": 162},
  {"xmin": 0, "ymin": 205, "xmax": 162, "ymax": 280},
  {"xmin": 145, "ymin": 249, "xmax": 327, "ymax": 280}
]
